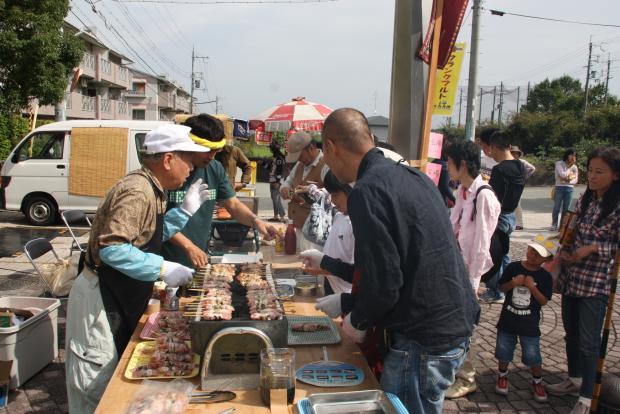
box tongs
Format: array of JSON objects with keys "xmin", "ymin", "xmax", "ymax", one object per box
[{"xmin": 189, "ymin": 390, "xmax": 236, "ymax": 404}]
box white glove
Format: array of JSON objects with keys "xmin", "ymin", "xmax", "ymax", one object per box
[
  {"xmin": 161, "ymin": 260, "xmax": 194, "ymax": 287},
  {"xmin": 180, "ymin": 178, "xmax": 210, "ymax": 216},
  {"xmin": 300, "ymin": 249, "xmax": 324, "ymax": 268},
  {"xmin": 315, "ymin": 294, "xmax": 342, "ymax": 318},
  {"xmin": 342, "ymin": 313, "xmax": 367, "ymax": 344}
]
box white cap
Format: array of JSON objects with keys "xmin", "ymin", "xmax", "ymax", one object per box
[
  {"xmin": 527, "ymin": 234, "xmax": 560, "ymax": 258},
  {"xmin": 143, "ymin": 124, "xmax": 210, "ymax": 154},
  {"xmin": 286, "ymin": 131, "xmax": 313, "ymax": 163}
]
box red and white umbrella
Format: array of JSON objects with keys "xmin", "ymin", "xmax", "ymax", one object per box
[{"xmin": 250, "ymin": 97, "xmax": 333, "ymax": 132}]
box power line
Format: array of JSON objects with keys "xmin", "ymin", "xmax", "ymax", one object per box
[{"xmin": 488, "ymin": 9, "xmax": 620, "ymax": 28}]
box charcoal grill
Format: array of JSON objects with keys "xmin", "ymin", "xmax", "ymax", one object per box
[
  {"xmin": 189, "ymin": 263, "xmax": 288, "ymax": 356},
  {"xmin": 200, "ymin": 326, "xmax": 273, "ymax": 390}
]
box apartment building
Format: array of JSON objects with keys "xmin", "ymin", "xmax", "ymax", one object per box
[
  {"xmin": 124, "ymin": 70, "xmax": 191, "ymax": 121},
  {"xmin": 35, "ymin": 21, "xmax": 191, "ymax": 121}
]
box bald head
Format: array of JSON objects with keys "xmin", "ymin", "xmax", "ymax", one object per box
[{"xmin": 323, "ymin": 108, "xmax": 374, "ymax": 154}]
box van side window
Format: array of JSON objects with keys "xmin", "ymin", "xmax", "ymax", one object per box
[
  {"xmin": 135, "ymin": 133, "xmax": 147, "ymax": 164},
  {"xmin": 16, "ymin": 132, "xmax": 65, "ymax": 161}
]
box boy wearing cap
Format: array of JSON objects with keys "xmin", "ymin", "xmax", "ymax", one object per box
[
  {"xmin": 494, "ymin": 235, "xmax": 558, "ymax": 403},
  {"xmin": 66, "ymin": 124, "xmax": 211, "ymax": 413}
]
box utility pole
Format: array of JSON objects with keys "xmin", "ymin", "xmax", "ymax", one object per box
[
  {"xmin": 498, "ymin": 81, "xmax": 504, "ymax": 126},
  {"xmin": 584, "ymin": 37, "xmax": 593, "ymax": 118},
  {"xmin": 526, "ymin": 81, "xmax": 530, "ymax": 106},
  {"xmin": 190, "ymin": 45, "xmax": 209, "ymax": 115},
  {"xmin": 464, "ymin": 0, "xmax": 481, "ymax": 141},
  {"xmin": 458, "ymin": 88, "xmax": 463, "ymax": 127},
  {"xmin": 604, "ymin": 54, "xmax": 611, "ymax": 105},
  {"xmin": 516, "ymin": 86, "xmax": 520, "ymax": 115},
  {"xmin": 491, "ymin": 86, "xmax": 497, "ymax": 124}
]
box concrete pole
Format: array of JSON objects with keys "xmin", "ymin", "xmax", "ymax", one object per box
[
  {"xmin": 584, "ymin": 38, "xmax": 593, "ymax": 118},
  {"xmin": 190, "ymin": 45, "xmax": 195, "ymax": 115},
  {"xmin": 464, "ymin": 0, "xmax": 481, "ymax": 141},
  {"xmin": 388, "ymin": 0, "xmax": 433, "ymax": 160},
  {"xmin": 516, "ymin": 86, "xmax": 520, "ymax": 115},
  {"xmin": 491, "ymin": 86, "xmax": 497, "ymax": 124},
  {"xmin": 478, "ymin": 87, "xmax": 482, "ymax": 125},
  {"xmin": 458, "ymin": 88, "xmax": 463, "ymax": 127},
  {"xmin": 498, "ymin": 81, "xmax": 504, "ymax": 127}
]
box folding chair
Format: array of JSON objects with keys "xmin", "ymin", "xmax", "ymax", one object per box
[
  {"xmin": 61, "ymin": 210, "xmax": 91, "ymax": 256},
  {"xmin": 24, "ymin": 238, "xmax": 60, "ymax": 297}
]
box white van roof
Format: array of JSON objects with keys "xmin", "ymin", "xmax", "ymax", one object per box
[{"xmin": 34, "ymin": 120, "xmax": 172, "ymax": 132}]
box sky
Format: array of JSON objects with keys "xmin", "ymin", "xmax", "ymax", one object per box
[{"xmin": 67, "ymin": 0, "xmax": 620, "ymax": 124}]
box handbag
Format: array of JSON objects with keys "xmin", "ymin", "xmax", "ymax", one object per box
[
  {"xmin": 302, "ymin": 194, "xmax": 332, "ymax": 246},
  {"xmin": 551, "ymin": 187, "xmax": 556, "ymax": 200}
]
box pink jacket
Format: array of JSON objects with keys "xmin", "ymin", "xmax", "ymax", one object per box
[{"xmin": 450, "ymin": 175, "xmax": 501, "ymax": 291}]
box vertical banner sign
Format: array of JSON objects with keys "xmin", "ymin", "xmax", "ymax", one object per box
[
  {"xmin": 432, "ymin": 42, "xmax": 466, "ymax": 116},
  {"xmin": 418, "ymin": 0, "xmax": 469, "ymax": 69}
]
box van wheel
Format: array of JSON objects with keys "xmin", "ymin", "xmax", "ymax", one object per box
[{"xmin": 24, "ymin": 196, "xmax": 58, "ymax": 226}]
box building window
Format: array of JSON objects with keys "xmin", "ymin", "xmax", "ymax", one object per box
[
  {"xmin": 132, "ymin": 83, "xmax": 145, "ymax": 93},
  {"xmin": 132, "ymin": 109, "xmax": 146, "ymax": 120}
]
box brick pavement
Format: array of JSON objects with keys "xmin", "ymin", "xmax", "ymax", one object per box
[{"xmin": 0, "ymin": 225, "xmax": 618, "ymax": 412}]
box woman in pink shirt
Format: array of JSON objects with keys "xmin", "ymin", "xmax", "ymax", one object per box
[{"xmin": 445, "ymin": 141, "xmax": 501, "ymax": 399}]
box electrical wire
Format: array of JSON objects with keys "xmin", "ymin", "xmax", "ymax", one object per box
[{"xmin": 488, "ymin": 9, "xmax": 620, "ymax": 28}]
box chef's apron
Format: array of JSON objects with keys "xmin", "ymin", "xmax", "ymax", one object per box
[{"xmin": 98, "ymin": 213, "xmax": 163, "ymax": 357}]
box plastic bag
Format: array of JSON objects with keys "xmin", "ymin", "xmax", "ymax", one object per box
[
  {"xmin": 126, "ymin": 379, "xmax": 194, "ymax": 414},
  {"xmin": 39, "ymin": 254, "xmax": 80, "ymax": 296},
  {"xmin": 302, "ymin": 195, "xmax": 332, "ymax": 246},
  {"xmin": 543, "ymin": 255, "xmax": 562, "ymax": 293}
]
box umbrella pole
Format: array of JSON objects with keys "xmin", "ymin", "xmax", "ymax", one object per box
[{"xmin": 590, "ymin": 247, "xmax": 620, "ymax": 413}]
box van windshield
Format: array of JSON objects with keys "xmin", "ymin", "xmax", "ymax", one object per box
[{"xmin": 15, "ymin": 132, "xmax": 65, "ymax": 162}]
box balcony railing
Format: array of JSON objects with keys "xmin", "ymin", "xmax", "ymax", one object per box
[
  {"xmin": 125, "ymin": 90, "xmax": 147, "ymax": 98},
  {"xmin": 119, "ymin": 67, "xmax": 130, "ymax": 81},
  {"xmin": 82, "ymin": 52, "xmax": 96, "ymax": 70},
  {"xmin": 100, "ymin": 98, "xmax": 111, "ymax": 114},
  {"xmin": 82, "ymin": 95, "xmax": 95, "ymax": 112},
  {"xmin": 117, "ymin": 101, "xmax": 130, "ymax": 117},
  {"xmin": 100, "ymin": 58, "xmax": 112, "ymax": 76}
]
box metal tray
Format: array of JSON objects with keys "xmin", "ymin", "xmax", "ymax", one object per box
[
  {"xmin": 287, "ymin": 316, "xmax": 341, "ymax": 345},
  {"xmin": 297, "ymin": 390, "xmax": 408, "ymax": 414}
]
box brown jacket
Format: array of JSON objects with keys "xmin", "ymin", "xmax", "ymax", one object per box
[
  {"xmin": 287, "ymin": 158, "xmax": 326, "ymax": 229},
  {"xmin": 215, "ymin": 145, "xmax": 252, "ymax": 188}
]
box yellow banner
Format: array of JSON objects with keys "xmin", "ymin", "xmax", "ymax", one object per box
[{"xmin": 432, "ymin": 42, "xmax": 466, "ymax": 116}]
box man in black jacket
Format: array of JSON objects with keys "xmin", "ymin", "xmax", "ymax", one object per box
[{"xmin": 321, "ymin": 108, "xmax": 480, "ymax": 414}]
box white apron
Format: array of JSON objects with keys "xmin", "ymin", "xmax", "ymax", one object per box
[{"xmin": 65, "ymin": 267, "xmax": 118, "ymax": 414}]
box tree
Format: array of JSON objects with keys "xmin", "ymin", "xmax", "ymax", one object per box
[
  {"xmin": 0, "ymin": 0, "xmax": 83, "ymax": 114},
  {"xmin": 522, "ymin": 75, "xmax": 584, "ymax": 113}
]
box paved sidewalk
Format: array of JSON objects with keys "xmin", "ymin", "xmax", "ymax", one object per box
[{"xmin": 0, "ymin": 186, "xmax": 617, "ymax": 413}]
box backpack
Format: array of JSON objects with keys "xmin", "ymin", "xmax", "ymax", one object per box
[{"xmin": 471, "ymin": 185, "xmax": 510, "ymax": 283}]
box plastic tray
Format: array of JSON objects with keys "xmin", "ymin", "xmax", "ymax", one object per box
[
  {"xmin": 296, "ymin": 361, "xmax": 364, "ymax": 387},
  {"xmin": 124, "ymin": 341, "xmax": 199, "ymax": 380},
  {"xmin": 287, "ymin": 316, "xmax": 341, "ymax": 345}
]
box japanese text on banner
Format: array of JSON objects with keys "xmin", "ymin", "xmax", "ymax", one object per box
[{"xmin": 432, "ymin": 42, "xmax": 466, "ymax": 116}]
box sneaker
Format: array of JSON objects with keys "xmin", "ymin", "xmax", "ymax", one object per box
[
  {"xmin": 479, "ymin": 291, "xmax": 505, "ymax": 304},
  {"xmin": 515, "ymin": 225, "xmax": 524, "ymax": 230},
  {"xmin": 531, "ymin": 381, "xmax": 548, "ymax": 403},
  {"xmin": 445, "ymin": 378, "xmax": 477, "ymax": 399},
  {"xmin": 547, "ymin": 378, "xmax": 580, "ymax": 396},
  {"xmin": 570, "ymin": 400, "xmax": 590, "ymax": 414},
  {"xmin": 549, "ymin": 224, "xmax": 558, "ymax": 232},
  {"xmin": 495, "ymin": 375, "xmax": 509, "ymax": 395}
]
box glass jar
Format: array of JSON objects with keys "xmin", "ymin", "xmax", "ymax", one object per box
[{"xmin": 259, "ymin": 348, "xmax": 296, "ymax": 406}]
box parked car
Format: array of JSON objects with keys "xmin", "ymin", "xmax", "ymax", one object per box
[{"xmin": 0, "ymin": 120, "xmax": 170, "ymax": 225}]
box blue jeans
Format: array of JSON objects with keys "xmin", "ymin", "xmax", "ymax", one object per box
[
  {"xmin": 552, "ymin": 186, "xmax": 574, "ymax": 227},
  {"xmin": 485, "ymin": 212, "xmax": 516, "ymax": 299},
  {"xmin": 270, "ymin": 184, "xmax": 285, "ymax": 217},
  {"xmin": 381, "ymin": 333, "xmax": 469, "ymax": 414},
  {"xmin": 561, "ymin": 295, "xmax": 608, "ymax": 398},
  {"xmin": 495, "ymin": 330, "xmax": 542, "ymax": 367}
]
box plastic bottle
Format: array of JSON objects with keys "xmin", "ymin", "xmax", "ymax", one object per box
[{"xmin": 284, "ymin": 220, "xmax": 297, "ymax": 255}]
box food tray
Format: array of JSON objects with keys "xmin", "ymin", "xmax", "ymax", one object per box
[
  {"xmin": 287, "ymin": 316, "xmax": 341, "ymax": 345},
  {"xmin": 297, "ymin": 390, "xmax": 408, "ymax": 414},
  {"xmin": 139, "ymin": 311, "xmax": 161, "ymax": 340},
  {"xmin": 296, "ymin": 361, "xmax": 364, "ymax": 387},
  {"xmin": 124, "ymin": 341, "xmax": 200, "ymax": 380}
]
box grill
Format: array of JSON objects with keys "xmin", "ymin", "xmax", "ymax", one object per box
[{"xmin": 188, "ymin": 263, "xmax": 288, "ymax": 356}]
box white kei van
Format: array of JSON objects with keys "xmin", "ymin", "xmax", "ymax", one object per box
[{"xmin": 0, "ymin": 120, "xmax": 170, "ymax": 225}]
